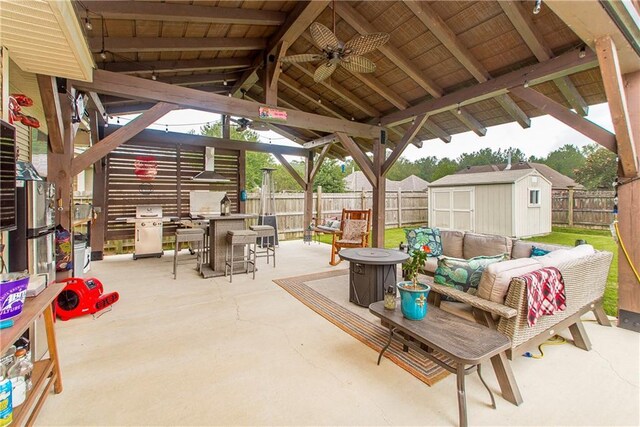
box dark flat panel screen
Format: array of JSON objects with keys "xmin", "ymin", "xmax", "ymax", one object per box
[{"xmin": 0, "ymin": 120, "xmax": 17, "ymax": 231}]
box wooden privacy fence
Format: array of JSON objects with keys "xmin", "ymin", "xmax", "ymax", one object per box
[
  {"xmin": 244, "ymin": 188, "xmax": 428, "ymax": 240},
  {"xmin": 552, "ymin": 189, "xmax": 615, "ymax": 229}
]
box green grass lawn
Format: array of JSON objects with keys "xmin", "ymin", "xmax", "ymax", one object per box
[{"xmin": 315, "ymin": 226, "xmax": 618, "ymax": 316}]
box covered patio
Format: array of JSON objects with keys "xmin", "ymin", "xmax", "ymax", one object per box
[{"xmin": 1, "ymin": 0, "xmax": 639, "ymax": 425}]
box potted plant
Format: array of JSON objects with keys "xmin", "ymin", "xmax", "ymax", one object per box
[{"xmin": 397, "ymin": 245, "xmax": 431, "ymax": 320}]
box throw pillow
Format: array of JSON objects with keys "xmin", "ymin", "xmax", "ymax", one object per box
[
  {"xmin": 342, "ymin": 219, "xmax": 367, "ymax": 241},
  {"xmin": 404, "ymin": 227, "xmax": 443, "ymax": 257},
  {"xmin": 434, "ymin": 254, "xmax": 507, "ymax": 295},
  {"xmin": 530, "ymin": 246, "xmax": 551, "ymax": 257}
]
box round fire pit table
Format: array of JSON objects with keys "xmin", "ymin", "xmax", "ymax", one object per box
[{"xmin": 339, "ymin": 248, "xmax": 409, "ymax": 307}]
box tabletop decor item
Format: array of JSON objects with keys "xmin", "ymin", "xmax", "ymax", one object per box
[{"xmin": 397, "ymin": 246, "xmax": 431, "ymax": 320}]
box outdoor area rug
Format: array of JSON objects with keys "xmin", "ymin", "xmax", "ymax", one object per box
[{"xmin": 273, "ymin": 269, "xmax": 450, "ymax": 386}]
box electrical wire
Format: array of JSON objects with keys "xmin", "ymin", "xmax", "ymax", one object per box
[
  {"xmin": 523, "ymin": 335, "xmax": 567, "ymax": 359},
  {"xmin": 614, "ymin": 220, "xmax": 640, "ymax": 284}
]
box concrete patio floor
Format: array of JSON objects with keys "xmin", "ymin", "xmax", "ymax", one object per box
[{"xmin": 38, "ymin": 240, "xmax": 639, "ymax": 426}]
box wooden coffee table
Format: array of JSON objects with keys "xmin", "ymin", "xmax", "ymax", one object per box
[{"xmin": 369, "ymin": 300, "xmax": 522, "ymax": 427}]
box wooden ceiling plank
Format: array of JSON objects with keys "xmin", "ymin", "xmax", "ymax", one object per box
[
  {"xmin": 231, "ymin": 1, "xmax": 330, "ymax": 97},
  {"xmin": 71, "ymin": 70, "xmax": 381, "ymax": 138},
  {"xmin": 509, "ymin": 86, "xmax": 616, "ymax": 153},
  {"xmin": 87, "ymin": 1, "xmax": 287, "ymax": 25},
  {"xmin": 404, "ymin": 0, "xmax": 530, "ymax": 129},
  {"xmin": 310, "ymin": 144, "xmax": 332, "ymax": 181},
  {"xmin": 71, "ymin": 102, "xmax": 178, "ymax": 176},
  {"xmin": 455, "ymin": 109, "xmax": 487, "ymax": 137},
  {"xmin": 290, "ymin": 62, "xmax": 380, "ymax": 117},
  {"xmin": 102, "ymin": 58, "xmax": 253, "ymax": 74},
  {"xmin": 104, "ymin": 126, "xmax": 310, "ymax": 157},
  {"xmin": 382, "ymin": 114, "xmax": 429, "ymax": 175},
  {"xmin": 381, "ymin": 49, "xmax": 598, "ymax": 126},
  {"xmin": 336, "ymin": 132, "xmax": 377, "ymax": 186},
  {"xmin": 337, "ymin": 2, "xmax": 442, "ymax": 98},
  {"xmin": 499, "ymin": 0, "xmax": 589, "ymax": 116},
  {"xmin": 595, "ymin": 36, "xmax": 638, "ymax": 176},
  {"xmin": 89, "ymin": 37, "xmax": 266, "ymax": 53},
  {"xmin": 36, "ymin": 74, "xmax": 64, "ymax": 154},
  {"xmin": 273, "ymin": 153, "xmax": 307, "ymax": 188}
]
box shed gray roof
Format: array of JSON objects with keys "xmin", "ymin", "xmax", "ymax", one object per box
[
  {"xmin": 344, "ymin": 172, "xmax": 429, "ymax": 192},
  {"xmin": 456, "ymin": 162, "xmax": 583, "ymax": 190},
  {"xmin": 429, "ymin": 169, "xmax": 544, "ymax": 187}
]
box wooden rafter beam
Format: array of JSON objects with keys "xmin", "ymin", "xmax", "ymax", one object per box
[
  {"xmin": 509, "ymin": 86, "xmax": 616, "ymax": 153},
  {"xmin": 157, "ymin": 72, "xmax": 241, "ymax": 86},
  {"xmin": 101, "ymin": 58, "xmax": 253, "ymax": 74},
  {"xmin": 499, "ymin": 1, "xmax": 589, "ymax": 116},
  {"xmin": 382, "ymin": 48, "xmax": 598, "ymax": 126},
  {"xmin": 231, "ymin": 1, "xmax": 329, "ymax": 96},
  {"xmin": 36, "ymin": 74, "xmax": 64, "ymax": 154},
  {"xmin": 288, "ymin": 60, "xmax": 381, "ymax": 118},
  {"xmin": 310, "ymin": 144, "xmax": 332, "ymax": 181},
  {"xmin": 105, "ymin": 126, "xmax": 309, "ymax": 158},
  {"xmin": 279, "ymin": 73, "xmax": 351, "ymax": 120},
  {"xmin": 273, "ymin": 153, "xmax": 306, "ymax": 189},
  {"xmin": 86, "ymin": 1, "xmax": 286, "ymax": 25},
  {"xmin": 595, "ymin": 36, "xmax": 638, "ymax": 177},
  {"xmin": 336, "ymin": 132, "xmax": 377, "ymax": 187},
  {"xmin": 105, "ymin": 102, "xmax": 162, "ymax": 115},
  {"xmin": 303, "ymin": 134, "xmax": 337, "ymax": 149},
  {"xmin": 89, "ymin": 37, "xmax": 266, "ymax": 53},
  {"xmin": 423, "ymin": 119, "xmax": 451, "ymax": 143},
  {"xmin": 71, "ymin": 102, "xmax": 177, "ymax": 176},
  {"xmin": 382, "ymin": 114, "xmax": 429, "ymax": 175},
  {"xmin": 70, "ymin": 70, "xmax": 381, "ymax": 139},
  {"xmin": 86, "ymin": 91, "xmax": 106, "ymax": 124},
  {"xmin": 404, "ymin": 0, "xmax": 530, "ymax": 129},
  {"xmin": 265, "ymin": 41, "xmax": 289, "ymax": 105}
]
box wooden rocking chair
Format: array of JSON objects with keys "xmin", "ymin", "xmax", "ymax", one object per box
[{"xmin": 329, "ymin": 209, "xmax": 372, "ymax": 266}]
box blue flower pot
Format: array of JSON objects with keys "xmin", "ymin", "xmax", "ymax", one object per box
[{"xmin": 397, "ymin": 281, "xmax": 431, "ymax": 320}]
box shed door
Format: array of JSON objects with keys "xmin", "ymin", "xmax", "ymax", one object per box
[{"xmin": 430, "ymin": 188, "xmax": 474, "ymax": 231}]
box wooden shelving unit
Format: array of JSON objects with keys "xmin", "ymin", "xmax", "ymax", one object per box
[{"xmin": 0, "ymin": 282, "xmax": 64, "ymax": 426}]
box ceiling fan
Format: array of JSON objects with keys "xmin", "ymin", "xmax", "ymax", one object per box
[
  {"xmin": 233, "ymin": 117, "xmax": 269, "ymax": 132},
  {"xmin": 280, "ymin": 2, "xmax": 390, "ymax": 82}
]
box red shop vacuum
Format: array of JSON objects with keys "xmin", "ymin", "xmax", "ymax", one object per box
[{"xmin": 55, "ymin": 277, "xmax": 119, "ymax": 321}]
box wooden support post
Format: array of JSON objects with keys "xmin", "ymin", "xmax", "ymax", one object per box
[
  {"xmin": 176, "ymin": 144, "xmax": 182, "ymax": 216},
  {"xmin": 273, "ymin": 153, "xmax": 306, "ymax": 189},
  {"xmin": 303, "ymin": 151, "xmax": 314, "ymax": 231},
  {"xmin": 90, "ymin": 114, "xmax": 106, "ymax": 260},
  {"xmin": 48, "ymin": 92, "xmax": 74, "ymax": 229},
  {"xmin": 317, "ymin": 185, "xmax": 323, "ymax": 225},
  {"xmin": 238, "ymin": 149, "xmax": 246, "ymax": 213},
  {"xmin": 372, "ymin": 138, "xmax": 385, "ymax": 247},
  {"xmin": 617, "ymin": 70, "xmax": 640, "ymax": 333},
  {"xmin": 397, "ymin": 189, "xmax": 402, "ymax": 228},
  {"xmin": 567, "ymin": 186, "xmax": 575, "ymax": 227}
]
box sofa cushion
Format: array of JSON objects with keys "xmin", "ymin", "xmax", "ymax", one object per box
[
  {"xmin": 441, "ymin": 230, "xmax": 464, "ymax": 258},
  {"xmin": 511, "ymin": 240, "xmax": 566, "ymax": 259},
  {"xmin": 537, "ymin": 244, "xmax": 595, "ymax": 268},
  {"xmin": 342, "ymin": 219, "xmax": 367, "ymax": 241},
  {"xmin": 434, "ymin": 254, "xmax": 507, "ymax": 295},
  {"xmin": 404, "ymin": 227, "xmax": 442, "ymax": 256},
  {"xmin": 423, "ymin": 257, "xmax": 439, "ymax": 275},
  {"xmin": 463, "ymin": 232, "xmax": 512, "ymax": 259},
  {"xmin": 477, "ymin": 257, "xmax": 543, "ymax": 303}
]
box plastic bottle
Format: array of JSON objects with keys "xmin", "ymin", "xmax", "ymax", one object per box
[
  {"xmin": 0, "ymin": 363, "xmax": 12, "ymax": 427},
  {"xmin": 7, "ymin": 349, "xmax": 32, "ymax": 408}
]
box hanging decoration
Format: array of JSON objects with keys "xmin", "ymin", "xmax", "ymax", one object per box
[
  {"xmin": 8, "ymin": 94, "xmax": 40, "ymax": 128},
  {"xmin": 134, "ymin": 155, "xmax": 158, "ymax": 181}
]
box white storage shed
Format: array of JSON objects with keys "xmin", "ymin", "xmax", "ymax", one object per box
[{"xmin": 428, "ymin": 169, "xmax": 552, "ymax": 238}]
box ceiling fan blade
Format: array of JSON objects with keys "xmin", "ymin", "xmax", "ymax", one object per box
[
  {"xmin": 281, "ymin": 53, "xmax": 324, "ymax": 63},
  {"xmin": 344, "ymin": 32, "xmax": 390, "ymax": 56},
  {"xmin": 340, "ymin": 55, "xmax": 376, "ymax": 74},
  {"xmin": 314, "ymin": 62, "xmax": 337, "ymax": 82},
  {"xmin": 310, "ymin": 22, "xmax": 340, "ymax": 51}
]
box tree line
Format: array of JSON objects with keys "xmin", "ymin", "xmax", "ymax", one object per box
[{"xmin": 200, "ymin": 122, "xmax": 617, "ymax": 193}]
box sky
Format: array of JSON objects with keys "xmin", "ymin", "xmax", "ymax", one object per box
[{"xmin": 119, "ymin": 101, "xmax": 614, "ymax": 162}]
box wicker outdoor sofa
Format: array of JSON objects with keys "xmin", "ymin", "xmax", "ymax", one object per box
[{"xmin": 421, "ymin": 230, "xmax": 613, "ymax": 359}]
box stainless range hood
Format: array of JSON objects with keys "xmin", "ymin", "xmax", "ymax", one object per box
[{"xmin": 191, "ymin": 147, "xmax": 231, "ymax": 183}]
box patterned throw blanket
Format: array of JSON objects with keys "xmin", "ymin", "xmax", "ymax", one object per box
[{"xmin": 519, "ymin": 267, "xmax": 567, "ymax": 327}]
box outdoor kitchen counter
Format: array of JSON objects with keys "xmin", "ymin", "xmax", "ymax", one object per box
[{"xmin": 201, "ymin": 214, "xmax": 257, "ymax": 278}]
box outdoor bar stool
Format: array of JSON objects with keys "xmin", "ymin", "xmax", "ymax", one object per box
[
  {"xmin": 224, "ymin": 230, "xmax": 257, "ymax": 283},
  {"xmin": 173, "ymin": 228, "xmax": 205, "ymax": 279},
  {"xmin": 249, "ymin": 225, "xmax": 276, "ymax": 267}
]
